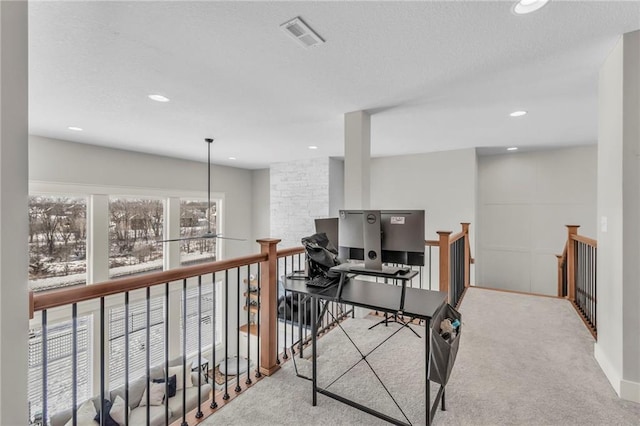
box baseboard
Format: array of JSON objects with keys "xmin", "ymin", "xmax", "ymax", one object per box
[
  {"xmin": 594, "ymin": 342, "xmax": 621, "ymax": 395},
  {"xmin": 620, "ymin": 379, "xmax": 640, "ymax": 403}
]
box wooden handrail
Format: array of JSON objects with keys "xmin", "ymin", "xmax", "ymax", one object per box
[
  {"xmin": 571, "ymin": 234, "xmax": 597, "ymax": 248},
  {"xmin": 32, "ymin": 252, "xmax": 268, "ymax": 313},
  {"xmin": 449, "ymin": 230, "xmax": 465, "ymax": 244},
  {"xmin": 277, "ymin": 246, "xmax": 305, "ymax": 258},
  {"xmin": 425, "ymin": 239, "xmax": 439, "ymax": 247}
]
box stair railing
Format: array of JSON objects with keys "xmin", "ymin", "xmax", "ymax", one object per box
[
  {"xmin": 435, "ymin": 223, "xmax": 472, "ymax": 307},
  {"xmin": 557, "ymin": 225, "xmax": 597, "ymax": 338}
]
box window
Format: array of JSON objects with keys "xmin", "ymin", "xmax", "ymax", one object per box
[
  {"xmin": 180, "ymin": 199, "xmax": 217, "ymax": 265},
  {"xmin": 28, "ymin": 196, "xmax": 87, "ymax": 291},
  {"xmin": 109, "ymin": 198, "xmax": 164, "ymax": 278},
  {"xmin": 108, "ymin": 297, "xmax": 165, "ymax": 388},
  {"xmin": 181, "ymin": 280, "xmax": 223, "ymax": 357},
  {"xmin": 28, "ymin": 317, "xmax": 91, "ymax": 422}
]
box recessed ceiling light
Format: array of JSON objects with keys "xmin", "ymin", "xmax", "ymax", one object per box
[
  {"xmin": 513, "ymin": 0, "xmax": 550, "ymax": 15},
  {"xmin": 308, "ymin": 146, "xmax": 318, "ymax": 150},
  {"xmin": 67, "ymin": 126, "xmax": 83, "ymax": 131},
  {"xmin": 507, "ymin": 147, "xmax": 519, "ymax": 151},
  {"xmin": 509, "ymin": 110, "xmax": 527, "ymax": 117},
  {"xmin": 148, "ymin": 94, "xmax": 170, "ymax": 102},
  {"xmin": 228, "ymin": 157, "xmax": 236, "ymax": 160}
]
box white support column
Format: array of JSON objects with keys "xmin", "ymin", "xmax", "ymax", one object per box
[
  {"xmin": 0, "ymin": 1, "xmax": 29, "ymax": 423},
  {"xmin": 165, "ymin": 197, "xmax": 181, "ymax": 359},
  {"xmin": 344, "ymin": 110, "xmax": 371, "ymax": 210},
  {"xmin": 87, "ymin": 195, "xmax": 109, "ymax": 284},
  {"xmin": 164, "ymin": 197, "xmax": 181, "ymax": 270},
  {"xmin": 87, "ymin": 195, "xmax": 109, "ymax": 396}
]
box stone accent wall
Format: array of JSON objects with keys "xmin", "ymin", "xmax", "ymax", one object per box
[{"xmin": 270, "ymin": 158, "xmax": 331, "ymax": 249}]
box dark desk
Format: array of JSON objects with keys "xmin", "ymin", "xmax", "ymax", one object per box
[{"xmin": 283, "ymin": 277, "xmax": 447, "ymax": 426}]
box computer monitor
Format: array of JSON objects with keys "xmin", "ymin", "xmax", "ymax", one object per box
[
  {"xmin": 314, "ymin": 218, "xmax": 339, "ymax": 252},
  {"xmin": 338, "ymin": 210, "xmax": 425, "ymax": 273}
]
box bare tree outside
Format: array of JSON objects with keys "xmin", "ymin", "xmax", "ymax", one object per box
[
  {"xmin": 180, "ymin": 199, "xmax": 217, "ymax": 265},
  {"xmin": 109, "ymin": 197, "xmax": 164, "ymax": 278},
  {"xmin": 28, "ymin": 196, "xmax": 87, "ymax": 291}
]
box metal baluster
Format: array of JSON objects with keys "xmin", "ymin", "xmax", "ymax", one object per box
[
  {"xmin": 283, "ymin": 287, "xmax": 289, "ymax": 359},
  {"xmin": 164, "ymin": 284, "xmax": 169, "ymax": 424},
  {"xmin": 124, "ymin": 291, "xmax": 130, "ymax": 426},
  {"xmin": 181, "ymin": 280, "xmax": 188, "ymax": 426},
  {"xmin": 146, "ymin": 287, "xmax": 151, "ymax": 420},
  {"xmin": 298, "ymin": 293, "xmax": 303, "ymax": 358},
  {"xmin": 196, "ymin": 276, "xmax": 203, "ymax": 418},
  {"xmin": 276, "ymin": 260, "xmax": 280, "ymax": 365},
  {"xmin": 42, "ymin": 310, "xmax": 48, "ymax": 426},
  {"xmin": 210, "ymin": 273, "xmax": 218, "ymax": 409},
  {"xmin": 282, "ymin": 257, "xmax": 288, "ymax": 359},
  {"xmin": 100, "ymin": 298, "xmax": 105, "ymax": 426},
  {"xmin": 223, "ymin": 270, "xmax": 230, "ymax": 400},
  {"xmin": 72, "ymin": 303, "xmax": 78, "ymax": 426},
  {"xmin": 235, "ymin": 267, "xmax": 242, "ymax": 393},
  {"xmin": 255, "ymin": 264, "xmax": 262, "ymax": 378},
  {"xmin": 246, "ymin": 266, "xmax": 253, "ymax": 386}
]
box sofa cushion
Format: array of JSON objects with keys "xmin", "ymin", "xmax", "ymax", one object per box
[
  {"xmin": 167, "ymin": 383, "xmax": 212, "ymax": 419},
  {"xmin": 139, "ymin": 381, "xmax": 165, "ymax": 406},
  {"xmin": 153, "ymin": 374, "xmax": 177, "ymax": 398},
  {"xmin": 129, "ymin": 405, "xmax": 171, "ymax": 426},
  {"xmin": 51, "ymin": 397, "xmax": 101, "ymax": 426},
  {"xmin": 63, "ymin": 399, "xmax": 97, "ymax": 426},
  {"xmin": 93, "ymin": 399, "xmax": 118, "ymax": 426},
  {"xmin": 109, "ymin": 375, "xmax": 146, "ymax": 410},
  {"xmin": 168, "ymin": 365, "xmax": 193, "ymax": 390}
]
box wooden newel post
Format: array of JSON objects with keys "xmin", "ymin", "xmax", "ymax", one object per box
[
  {"xmin": 257, "ymin": 238, "xmax": 281, "ymax": 376},
  {"xmin": 437, "ymin": 231, "xmax": 452, "ymax": 301},
  {"xmin": 461, "ymin": 223, "xmax": 471, "ymax": 288},
  {"xmin": 556, "ymin": 254, "xmax": 564, "ymax": 297},
  {"xmin": 566, "ymin": 225, "xmax": 579, "ymax": 302}
]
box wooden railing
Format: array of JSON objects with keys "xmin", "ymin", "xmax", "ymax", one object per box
[
  {"xmin": 557, "ymin": 225, "xmax": 597, "ymax": 338},
  {"xmin": 28, "ymin": 239, "xmax": 320, "ymax": 426},
  {"xmin": 431, "ymin": 223, "xmax": 472, "ymax": 307}
]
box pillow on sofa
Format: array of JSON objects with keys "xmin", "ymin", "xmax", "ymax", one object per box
[
  {"xmin": 152, "ymin": 374, "xmax": 177, "ymax": 397},
  {"xmin": 168, "ymin": 365, "xmax": 193, "ymax": 390},
  {"xmin": 139, "ymin": 382, "xmax": 165, "ymax": 406},
  {"xmin": 93, "ymin": 399, "xmax": 119, "ymax": 426},
  {"xmin": 109, "ymin": 396, "xmax": 128, "ymax": 425},
  {"xmin": 63, "ymin": 399, "xmax": 97, "ymax": 426}
]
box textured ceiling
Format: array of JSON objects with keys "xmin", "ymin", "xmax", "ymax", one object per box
[{"xmin": 28, "ymin": 1, "xmax": 640, "ymax": 169}]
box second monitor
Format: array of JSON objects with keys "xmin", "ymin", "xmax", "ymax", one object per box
[{"xmin": 338, "ymin": 210, "xmax": 425, "ymax": 274}]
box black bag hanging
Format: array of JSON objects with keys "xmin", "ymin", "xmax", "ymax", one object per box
[
  {"xmin": 429, "ymin": 303, "xmax": 462, "ymax": 386},
  {"xmin": 301, "ymin": 232, "xmax": 341, "ymax": 278}
]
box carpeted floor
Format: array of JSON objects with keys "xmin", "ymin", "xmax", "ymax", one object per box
[{"xmin": 201, "ymin": 288, "xmax": 640, "ymax": 425}]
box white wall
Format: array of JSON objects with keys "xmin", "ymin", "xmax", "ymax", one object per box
[
  {"xmin": 0, "ymin": 1, "xmax": 29, "ymax": 423},
  {"xmin": 29, "ymin": 136, "xmax": 256, "ymax": 257},
  {"xmin": 596, "ymin": 31, "xmax": 640, "ymax": 403},
  {"xmin": 370, "ymin": 149, "xmax": 477, "ymax": 288},
  {"xmin": 477, "ymin": 146, "xmax": 597, "ymax": 296},
  {"xmin": 329, "ymin": 157, "xmax": 344, "ymax": 217}
]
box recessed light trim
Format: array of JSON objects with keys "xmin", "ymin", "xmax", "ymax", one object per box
[
  {"xmin": 308, "ymin": 145, "xmax": 318, "ymax": 150},
  {"xmin": 228, "ymin": 157, "xmax": 236, "ymax": 160},
  {"xmin": 513, "ymin": 0, "xmax": 550, "ymax": 15},
  {"xmin": 507, "ymin": 147, "xmax": 519, "ymax": 151},
  {"xmin": 510, "ymin": 110, "xmax": 528, "ymax": 117},
  {"xmin": 67, "ymin": 126, "xmax": 83, "ymax": 131},
  {"xmin": 148, "ymin": 94, "xmax": 170, "ymax": 102}
]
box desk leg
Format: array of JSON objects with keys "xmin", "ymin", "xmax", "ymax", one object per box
[
  {"xmin": 311, "ymin": 297, "xmax": 317, "ymax": 406},
  {"xmin": 425, "ymin": 318, "xmax": 431, "ymax": 426}
]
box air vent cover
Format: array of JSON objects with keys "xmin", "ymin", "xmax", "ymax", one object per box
[{"xmin": 280, "ymin": 17, "xmax": 325, "ymax": 49}]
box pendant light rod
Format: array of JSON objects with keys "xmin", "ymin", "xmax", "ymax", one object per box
[{"xmin": 205, "ymin": 138, "xmax": 214, "ymax": 234}]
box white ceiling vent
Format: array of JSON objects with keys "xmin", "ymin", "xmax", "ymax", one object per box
[{"xmin": 280, "ymin": 17, "xmax": 325, "ymax": 49}]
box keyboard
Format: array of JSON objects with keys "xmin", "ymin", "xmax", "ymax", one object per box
[{"xmin": 306, "ymin": 275, "xmax": 339, "ymax": 289}]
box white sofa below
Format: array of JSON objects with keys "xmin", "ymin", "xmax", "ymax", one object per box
[{"xmin": 50, "ymin": 357, "xmax": 211, "ymax": 426}]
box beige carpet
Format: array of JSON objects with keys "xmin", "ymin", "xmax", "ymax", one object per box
[{"xmin": 201, "ymin": 288, "xmax": 640, "ymax": 425}]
